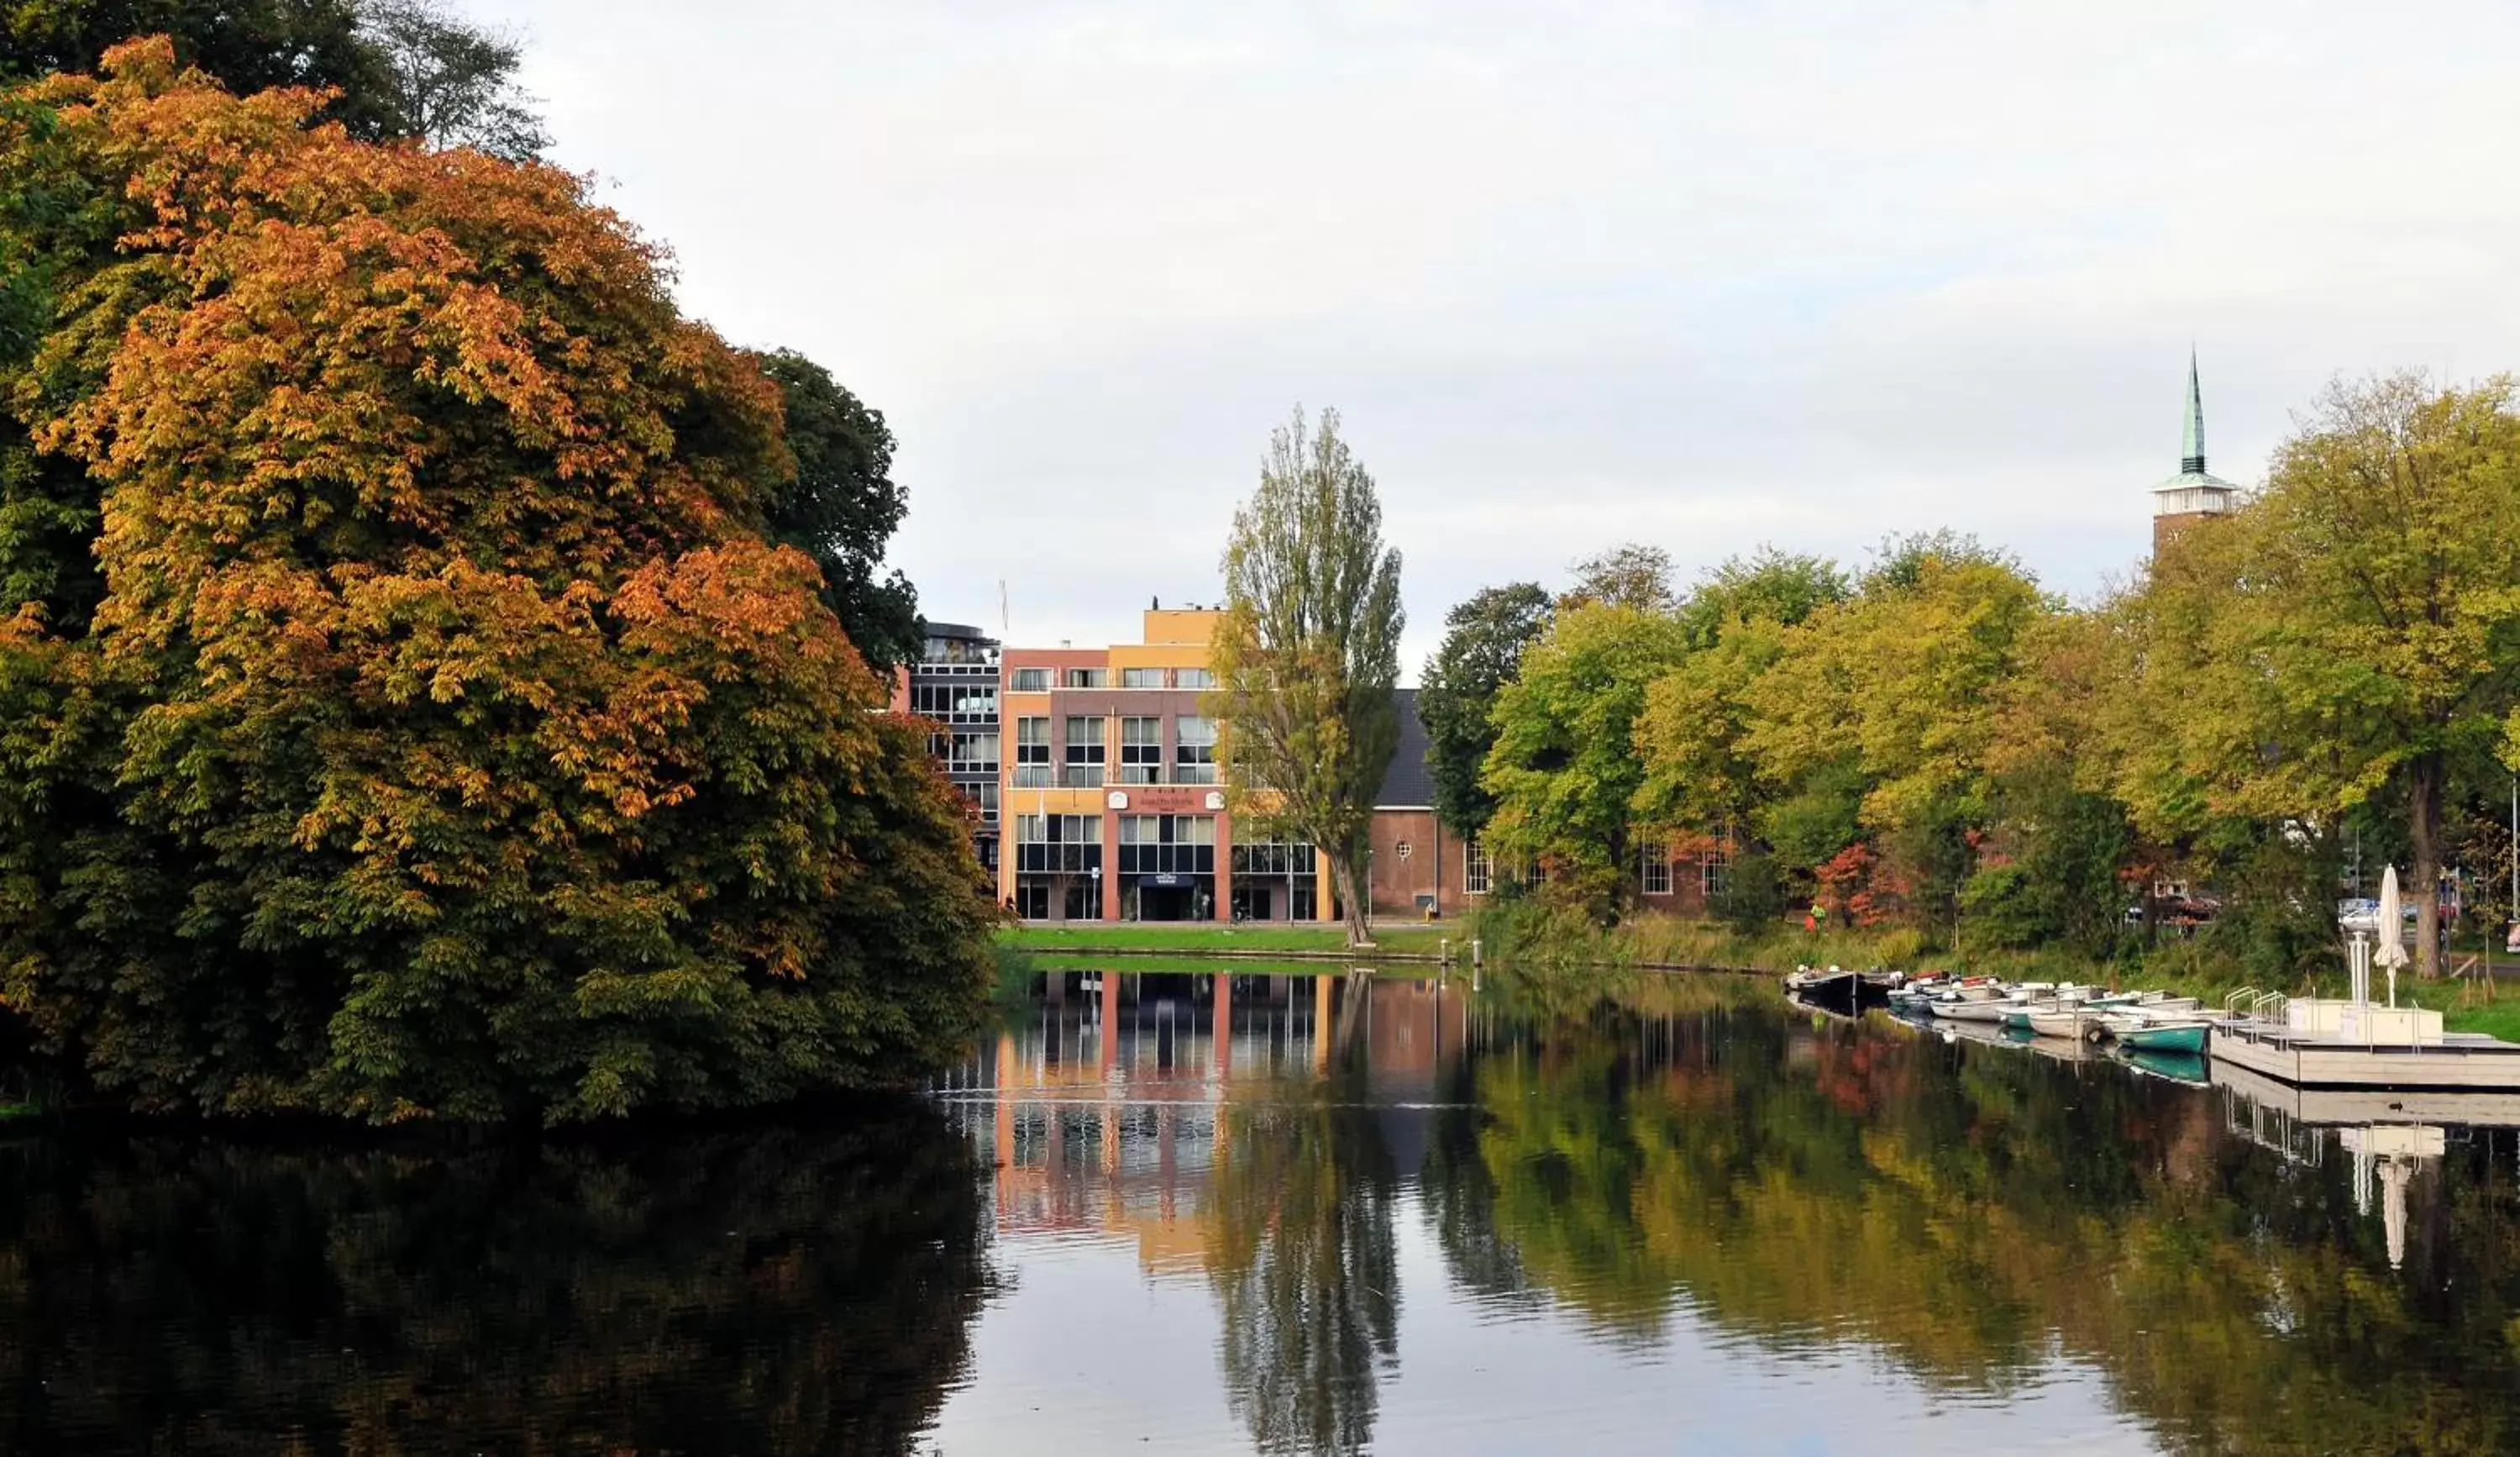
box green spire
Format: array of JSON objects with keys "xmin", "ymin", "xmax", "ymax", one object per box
[{"xmin": 2181, "ymin": 349, "xmax": 2207, "ymax": 475}]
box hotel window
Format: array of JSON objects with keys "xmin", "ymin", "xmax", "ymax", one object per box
[
  {"xmin": 1011, "ymin": 667, "xmax": 1050, "ymax": 692},
  {"xmin": 1121, "ymin": 666, "xmax": 1165, "ymax": 689},
  {"xmin": 1640, "ymin": 838, "xmax": 1672, "ymax": 896},
  {"xmin": 1012, "ymin": 717, "xmax": 1051, "ymax": 786},
  {"xmin": 1063, "ymin": 716, "xmax": 1105, "ymax": 787},
  {"xmin": 958, "ymin": 781, "xmax": 999, "ymax": 824},
  {"xmin": 1119, "ymin": 716, "xmax": 1163, "ymax": 784},
  {"xmin": 1174, "ymin": 715, "xmax": 1217, "ymax": 784},
  {"xmin": 948, "ymin": 731, "xmax": 999, "ymax": 775},
  {"xmin": 1013, "ymin": 813, "xmax": 1100, "ymax": 874},
  {"xmin": 1175, "ymin": 667, "xmax": 1215, "ymax": 690},
  {"xmin": 1232, "ymin": 838, "xmax": 1316, "ymax": 876},
  {"xmin": 1463, "ymin": 839, "xmax": 1491, "ymax": 897},
  {"xmin": 1064, "ymin": 667, "xmax": 1108, "ymax": 689},
  {"xmin": 1119, "ymin": 814, "xmax": 1216, "ymax": 876}
]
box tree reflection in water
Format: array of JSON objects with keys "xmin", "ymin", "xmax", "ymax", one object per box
[
  {"xmin": 1208, "ymin": 1059, "xmax": 1401, "ymax": 1457},
  {"xmin": 1431, "ymin": 967, "xmax": 2520, "ymax": 1454},
  {"xmin": 0, "ymin": 1106, "xmax": 990, "ymax": 1455}
]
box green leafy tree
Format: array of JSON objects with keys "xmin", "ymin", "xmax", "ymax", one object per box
[
  {"xmin": 1673, "ymin": 546, "xmax": 1850, "ymax": 650},
  {"xmin": 1482, "ymin": 602, "xmax": 1690, "ymax": 919},
  {"xmin": 2107, "ymin": 373, "xmax": 2520, "ymax": 978},
  {"xmin": 1635, "ymin": 549, "xmax": 1851, "ymax": 842},
  {"xmin": 358, "ymin": 0, "xmax": 546, "ymax": 159},
  {"xmin": 1742, "ymin": 550, "xmax": 2049, "ymax": 834},
  {"xmin": 754, "ymin": 350, "xmax": 921, "ymax": 673},
  {"xmin": 0, "ymin": 0, "xmax": 543, "ymax": 150},
  {"xmin": 1, "ymin": 2, "xmax": 395, "ymax": 134},
  {"xmin": 1563, "ymin": 541, "xmax": 1676, "ymax": 613},
  {"xmin": 1211, "ymin": 407, "xmax": 1404, "ymax": 947},
  {"xmin": 1418, "ymin": 581, "xmax": 1551, "ymax": 838}
]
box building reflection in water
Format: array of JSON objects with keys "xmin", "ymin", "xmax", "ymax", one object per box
[
  {"xmin": 937, "ymin": 971, "xmax": 1468, "ymax": 1455},
  {"xmin": 939, "ymin": 972, "xmax": 1469, "ymax": 1274}
]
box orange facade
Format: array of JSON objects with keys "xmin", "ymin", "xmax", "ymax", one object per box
[{"xmin": 997, "ymin": 610, "xmax": 1336, "ymax": 923}]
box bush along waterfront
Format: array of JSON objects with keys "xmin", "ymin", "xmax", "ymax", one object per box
[
  {"xmin": 1463, "ymin": 896, "xmax": 2520, "ymax": 1042},
  {"xmin": 0, "ymin": 43, "xmax": 999, "ymax": 1123}
]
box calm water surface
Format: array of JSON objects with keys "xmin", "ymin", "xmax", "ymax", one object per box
[{"xmin": 8, "ymin": 967, "xmax": 2519, "ymax": 1454}]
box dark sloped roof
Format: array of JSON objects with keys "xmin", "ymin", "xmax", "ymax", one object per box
[{"xmin": 1377, "ymin": 688, "xmax": 1436, "ymax": 808}]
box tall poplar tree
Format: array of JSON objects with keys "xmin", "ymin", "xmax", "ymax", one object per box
[{"xmin": 1210, "ymin": 408, "xmax": 1404, "ymax": 947}]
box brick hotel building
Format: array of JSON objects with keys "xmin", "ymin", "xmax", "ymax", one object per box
[{"xmin": 905, "ymin": 604, "xmax": 1725, "ymax": 923}]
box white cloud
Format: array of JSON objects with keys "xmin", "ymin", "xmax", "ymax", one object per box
[{"xmin": 501, "ymin": 0, "xmax": 2520, "ymax": 673}]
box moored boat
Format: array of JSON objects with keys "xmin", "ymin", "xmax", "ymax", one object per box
[
  {"xmin": 2118, "ymin": 1019, "xmax": 2212, "ymax": 1055},
  {"xmin": 1785, "ymin": 965, "xmax": 1856, "ymax": 993},
  {"xmin": 2121, "ymin": 1045, "xmax": 2211, "ymax": 1086},
  {"xmin": 2025, "ymin": 1006, "xmax": 2101, "ymax": 1040}
]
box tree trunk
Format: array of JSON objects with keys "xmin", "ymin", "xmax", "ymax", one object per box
[
  {"xmin": 1334, "ymin": 852, "xmax": 1374, "ymax": 948},
  {"xmin": 2411, "ymin": 750, "xmax": 2444, "ymax": 980}
]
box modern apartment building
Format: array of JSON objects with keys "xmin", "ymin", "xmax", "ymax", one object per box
[
  {"xmin": 998, "ymin": 608, "xmax": 1329, "ymax": 922},
  {"xmin": 919, "ymin": 605, "xmax": 1724, "ymax": 922},
  {"xmin": 896, "ymin": 622, "xmax": 1002, "ymax": 877}
]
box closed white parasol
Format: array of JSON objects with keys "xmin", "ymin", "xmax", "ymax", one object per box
[{"xmin": 2376, "ymin": 864, "xmax": 2410, "ymax": 1006}]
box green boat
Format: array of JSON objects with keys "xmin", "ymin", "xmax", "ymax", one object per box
[
  {"xmin": 2118, "ymin": 1021, "xmax": 2210, "ymax": 1055},
  {"xmin": 2121, "ymin": 1046, "xmax": 2209, "ymax": 1086}
]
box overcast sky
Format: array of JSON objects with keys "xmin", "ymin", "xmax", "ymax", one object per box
[{"xmin": 505, "ymin": 0, "xmax": 2520, "ymax": 676}]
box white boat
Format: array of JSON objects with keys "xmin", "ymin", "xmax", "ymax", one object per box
[
  {"xmin": 2025, "ymin": 1006, "xmax": 2101, "ymax": 1040},
  {"xmin": 1935, "ymin": 997, "xmax": 2022, "ymax": 1024}
]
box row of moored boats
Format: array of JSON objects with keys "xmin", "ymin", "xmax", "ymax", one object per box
[{"xmin": 1784, "ymin": 967, "xmax": 2216, "ymax": 1054}]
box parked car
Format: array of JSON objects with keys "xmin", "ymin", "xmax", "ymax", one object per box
[{"xmin": 2337, "ymin": 897, "xmax": 2418, "ymax": 932}]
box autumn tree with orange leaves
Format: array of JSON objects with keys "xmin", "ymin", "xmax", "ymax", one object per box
[{"xmin": 0, "ymin": 39, "xmax": 995, "ymax": 1122}]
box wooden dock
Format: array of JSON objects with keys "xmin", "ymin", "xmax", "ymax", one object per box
[{"xmin": 2213, "ymin": 1021, "xmax": 2520, "ymax": 1091}]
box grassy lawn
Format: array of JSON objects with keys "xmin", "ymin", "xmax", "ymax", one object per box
[{"xmin": 1000, "ymin": 923, "xmax": 1453, "ymax": 957}]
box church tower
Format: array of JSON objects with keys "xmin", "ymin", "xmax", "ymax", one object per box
[{"xmin": 2151, "ymin": 350, "xmax": 2237, "ymax": 554}]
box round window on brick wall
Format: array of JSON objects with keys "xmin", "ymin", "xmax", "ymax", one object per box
[{"xmin": 1394, "ymin": 841, "xmax": 1413, "ymax": 861}]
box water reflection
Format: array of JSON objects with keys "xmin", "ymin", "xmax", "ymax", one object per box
[
  {"xmin": 940, "ymin": 968, "xmax": 2520, "ymax": 1455},
  {"xmin": 0, "ymin": 1109, "xmax": 990, "ymax": 1454},
  {"xmin": 11, "ymin": 971, "xmax": 2520, "ymax": 1454}
]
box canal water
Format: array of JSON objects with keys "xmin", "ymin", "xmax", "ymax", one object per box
[{"xmin": 6, "ymin": 967, "xmax": 2518, "ymax": 1454}]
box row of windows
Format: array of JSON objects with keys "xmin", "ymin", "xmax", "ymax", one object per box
[
  {"xmin": 1011, "ymin": 813, "xmax": 1102, "ymax": 874},
  {"xmin": 1117, "ymin": 814, "xmax": 1218, "ymax": 876},
  {"xmin": 1231, "ymin": 839, "xmax": 1316, "ymax": 876},
  {"xmin": 927, "ymin": 730, "xmax": 1000, "ymax": 774},
  {"xmin": 909, "ymin": 682, "xmax": 998, "ymax": 723},
  {"xmin": 1008, "ymin": 666, "xmax": 1216, "ymax": 692},
  {"xmin": 1005, "ymin": 716, "xmax": 1215, "ymax": 787}
]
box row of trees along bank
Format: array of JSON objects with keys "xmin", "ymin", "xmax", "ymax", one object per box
[
  {"xmin": 1423, "ymin": 374, "xmax": 2520, "ymax": 985},
  {"xmin": 0, "ymin": 27, "xmax": 995, "ymax": 1122}
]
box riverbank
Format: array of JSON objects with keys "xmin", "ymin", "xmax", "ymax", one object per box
[{"xmin": 1563, "ymin": 916, "xmax": 2520, "ymax": 1042}]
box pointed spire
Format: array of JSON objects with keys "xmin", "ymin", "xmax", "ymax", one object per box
[{"xmin": 2181, "ymin": 349, "xmax": 2207, "ymax": 475}]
